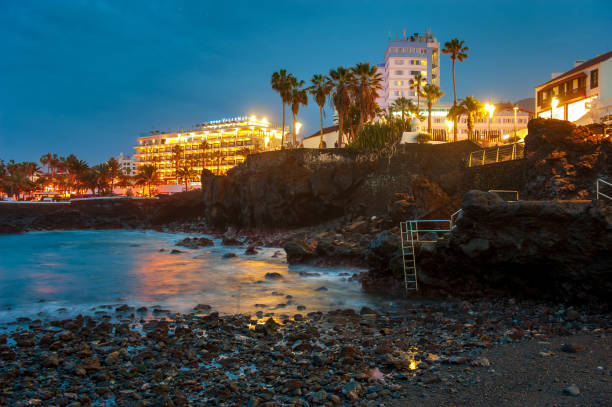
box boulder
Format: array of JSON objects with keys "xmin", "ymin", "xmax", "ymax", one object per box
[{"xmin": 176, "ymin": 237, "xmax": 214, "ymax": 248}]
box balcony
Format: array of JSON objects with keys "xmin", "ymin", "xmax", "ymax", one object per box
[{"xmin": 538, "ymin": 87, "xmax": 586, "ymax": 108}]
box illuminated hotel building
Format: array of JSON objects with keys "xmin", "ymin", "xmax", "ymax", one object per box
[
  {"xmin": 535, "ymin": 51, "xmax": 612, "ymax": 124},
  {"xmin": 376, "ymin": 30, "xmax": 441, "ymax": 112},
  {"xmin": 135, "ymin": 116, "xmax": 283, "ymax": 182}
]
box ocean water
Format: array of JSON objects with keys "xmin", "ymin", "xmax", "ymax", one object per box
[{"xmin": 0, "ymin": 230, "xmax": 382, "ymax": 323}]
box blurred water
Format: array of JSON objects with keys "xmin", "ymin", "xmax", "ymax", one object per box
[{"xmin": 0, "ymin": 230, "xmax": 381, "ymax": 323}]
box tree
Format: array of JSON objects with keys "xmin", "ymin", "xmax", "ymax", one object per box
[
  {"xmin": 199, "ymin": 141, "xmax": 209, "ymax": 170},
  {"xmin": 135, "ymin": 164, "xmax": 158, "ymax": 197},
  {"xmin": 422, "ymin": 84, "xmax": 444, "ymax": 134},
  {"xmin": 176, "ymin": 165, "xmax": 198, "ymax": 191},
  {"xmin": 308, "ymin": 74, "xmax": 333, "ymax": 148},
  {"xmin": 329, "ymin": 66, "xmax": 354, "ymax": 148},
  {"xmin": 390, "ymin": 97, "xmax": 416, "ymax": 122},
  {"xmin": 446, "ymin": 104, "xmax": 464, "ymax": 142},
  {"xmin": 40, "ymin": 153, "xmax": 52, "ymax": 175},
  {"xmin": 171, "ymin": 145, "xmax": 183, "ymax": 185},
  {"xmin": 271, "ymin": 69, "xmax": 294, "ymax": 148},
  {"xmin": 69, "ymin": 159, "xmax": 89, "ymax": 194},
  {"xmin": 442, "ymin": 39, "xmax": 469, "ymax": 141},
  {"xmin": 351, "ymin": 62, "xmax": 383, "ymax": 134},
  {"xmin": 106, "ymin": 157, "xmax": 121, "ymax": 194},
  {"xmin": 210, "ymin": 150, "xmax": 225, "ymax": 176},
  {"xmin": 409, "ymin": 73, "xmax": 426, "ymax": 114},
  {"xmin": 288, "ymin": 76, "xmax": 308, "ymax": 147},
  {"xmin": 459, "ymin": 96, "xmax": 484, "ymax": 139}
]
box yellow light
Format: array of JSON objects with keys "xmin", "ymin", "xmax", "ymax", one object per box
[
  {"xmin": 250, "ymin": 115, "xmax": 257, "ymax": 121},
  {"xmin": 295, "ymin": 122, "xmax": 303, "ymax": 135},
  {"xmin": 484, "ymin": 103, "xmax": 496, "ymax": 118},
  {"xmin": 445, "ymin": 120, "xmax": 453, "ymax": 132},
  {"xmin": 551, "ymin": 97, "xmax": 559, "ymax": 110},
  {"xmin": 409, "ymin": 360, "xmax": 419, "ymax": 370}
]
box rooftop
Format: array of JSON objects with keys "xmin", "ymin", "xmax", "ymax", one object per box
[{"xmin": 536, "ymin": 50, "xmax": 612, "ymax": 88}]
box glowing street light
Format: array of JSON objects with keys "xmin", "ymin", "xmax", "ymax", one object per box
[
  {"xmin": 445, "ymin": 120, "xmax": 454, "ymax": 142},
  {"xmin": 551, "ymin": 97, "xmax": 559, "ymax": 119},
  {"xmin": 513, "ymin": 105, "xmax": 519, "ymax": 139},
  {"xmin": 295, "ymin": 122, "xmax": 303, "ymax": 135},
  {"xmin": 484, "ymin": 103, "xmax": 496, "ymax": 137}
]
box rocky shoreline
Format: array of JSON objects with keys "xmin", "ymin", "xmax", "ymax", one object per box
[{"xmin": 1, "ymin": 298, "xmax": 610, "ymax": 407}]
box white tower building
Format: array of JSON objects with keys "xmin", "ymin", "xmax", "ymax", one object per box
[{"xmin": 376, "ymin": 30, "xmax": 440, "ymax": 112}]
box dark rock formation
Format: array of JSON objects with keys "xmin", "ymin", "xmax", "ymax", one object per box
[
  {"xmin": 367, "ymin": 190, "xmax": 612, "ymax": 304},
  {"xmin": 524, "ymin": 119, "xmax": 610, "ymax": 200},
  {"xmin": 0, "ymin": 190, "xmax": 205, "ymax": 233},
  {"xmin": 284, "ymin": 238, "xmax": 366, "ymax": 268}
]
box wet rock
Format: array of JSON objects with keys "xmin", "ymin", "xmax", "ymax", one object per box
[
  {"xmin": 170, "ymin": 249, "xmax": 183, "ymax": 254},
  {"xmin": 222, "ymin": 252, "xmax": 238, "ymax": 259},
  {"xmin": 245, "ymin": 245, "xmax": 258, "ymax": 255},
  {"xmin": 222, "ymin": 236, "xmax": 242, "ymax": 246},
  {"xmin": 265, "ymin": 272, "xmax": 283, "ymax": 280},
  {"xmin": 564, "ymin": 384, "xmax": 580, "ymax": 396},
  {"xmin": 561, "ymin": 343, "xmax": 584, "ymax": 353},
  {"xmin": 176, "ymin": 237, "xmax": 214, "ymax": 248},
  {"xmin": 315, "ymin": 286, "xmax": 328, "ymax": 292},
  {"xmin": 193, "ymin": 304, "xmax": 212, "ymax": 312}
]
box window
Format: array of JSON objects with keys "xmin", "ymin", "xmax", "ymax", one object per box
[
  {"xmin": 395, "ymin": 80, "xmax": 403, "ymax": 86},
  {"xmin": 394, "ymin": 91, "xmax": 400, "ymax": 96},
  {"xmin": 394, "ymin": 70, "xmax": 404, "ymax": 75},
  {"xmin": 591, "ymin": 69, "xmax": 599, "ymax": 88},
  {"xmin": 395, "ymin": 60, "xmax": 404, "ymax": 65}
]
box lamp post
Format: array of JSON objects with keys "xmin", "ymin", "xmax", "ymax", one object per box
[
  {"xmin": 484, "ymin": 103, "xmax": 496, "ymax": 139},
  {"xmin": 445, "ymin": 120, "xmax": 454, "ymax": 142},
  {"xmin": 551, "ymin": 97, "xmax": 559, "ymax": 119},
  {"xmin": 513, "ymin": 105, "xmax": 519, "ymax": 139}
]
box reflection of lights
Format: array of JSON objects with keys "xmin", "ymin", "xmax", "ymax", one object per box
[{"xmin": 502, "ymin": 134, "xmax": 510, "ymax": 140}]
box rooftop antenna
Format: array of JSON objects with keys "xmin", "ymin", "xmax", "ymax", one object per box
[
  {"xmin": 403, "ymin": 28, "xmax": 406, "ymax": 40},
  {"xmin": 395, "ymin": 33, "xmax": 398, "ymax": 40},
  {"xmin": 388, "ymin": 30, "xmax": 391, "ymax": 40}
]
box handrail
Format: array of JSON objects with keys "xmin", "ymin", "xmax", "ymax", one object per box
[
  {"xmin": 488, "ymin": 189, "xmax": 519, "ymax": 201},
  {"xmin": 596, "ymin": 178, "xmax": 611, "ymax": 200},
  {"xmin": 450, "ymin": 209, "xmax": 463, "ymax": 226},
  {"xmin": 468, "ymin": 142, "xmax": 524, "ymax": 167}
]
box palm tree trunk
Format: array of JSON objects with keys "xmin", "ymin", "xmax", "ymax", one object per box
[
  {"xmin": 416, "ymin": 86, "xmax": 420, "ymax": 114},
  {"xmin": 281, "ymin": 103, "xmax": 286, "ymax": 148},
  {"xmin": 428, "ymin": 102, "xmax": 432, "ymax": 134},
  {"xmin": 452, "ymin": 59, "xmax": 458, "ymax": 142},
  {"xmin": 319, "ymin": 105, "xmax": 324, "ymax": 148},
  {"xmin": 338, "ymin": 115, "xmax": 344, "ymax": 148},
  {"xmin": 292, "ymin": 111, "xmax": 296, "ymax": 146}
]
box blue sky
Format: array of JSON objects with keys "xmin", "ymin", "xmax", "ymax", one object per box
[{"xmin": 1, "ymin": 0, "xmax": 611, "ymax": 164}]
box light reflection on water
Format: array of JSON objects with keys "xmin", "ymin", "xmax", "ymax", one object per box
[{"xmin": 0, "ymin": 230, "xmax": 380, "ymax": 323}]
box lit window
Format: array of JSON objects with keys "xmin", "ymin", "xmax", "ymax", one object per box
[
  {"xmin": 590, "ymin": 69, "xmax": 599, "ymax": 88},
  {"xmin": 396, "ymin": 80, "xmax": 403, "ymax": 86}
]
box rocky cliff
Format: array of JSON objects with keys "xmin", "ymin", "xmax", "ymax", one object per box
[
  {"xmin": 366, "ymin": 190, "xmax": 612, "ymax": 304},
  {"xmin": 0, "ymin": 190, "xmax": 205, "ymax": 233},
  {"xmin": 202, "ymin": 141, "xmax": 481, "ymax": 229}
]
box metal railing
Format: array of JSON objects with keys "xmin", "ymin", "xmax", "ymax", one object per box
[
  {"xmin": 596, "ymin": 178, "xmax": 611, "ymax": 200},
  {"xmin": 468, "ymin": 142, "xmax": 524, "ymax": 167},
  {"xmin": 488, "ymin": 189, "xmax": 519, "ymax": 201}
]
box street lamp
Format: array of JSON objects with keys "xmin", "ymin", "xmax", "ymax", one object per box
[
  {"xmin": 551, "ymin": 97, "xmax": 559, "ymax": 119},
  {"xmin": 445, "ymin": 120, "xmax": 454, "ymax": 142},
  {"xmin": 484, "ymin": 103, "xmax": 496, "ymax": 138},
  {"xmin": 513, "ymin": 105, "xmax": 519, "ymax": 139}
]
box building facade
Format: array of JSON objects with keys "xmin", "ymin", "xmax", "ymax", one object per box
[
  {"xmin": 135, "ymin": 116, "xmax": 282, "ymax": 183},
  {"xmin": 535, "ymin": 51, "xmax": 612, "ymax": 124},
  {"xmin": 376, "ymin": 30, "xmax": 440, "ymax": 112},
  {"xmin": 304, "ymin": 104, "xmax": 531, "ymax": 147},
  {"xmin": 116, "ymin": 153, "xmax": 137, "ymax": 176}
]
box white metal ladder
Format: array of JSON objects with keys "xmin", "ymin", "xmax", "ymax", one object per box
[
  {"xmin": 399, "ymin": 221, "xmax": 418, "ymax": 294},
  {"xmin": 596, "ymin": 178, "xmax": 611, "ymax": 200}
]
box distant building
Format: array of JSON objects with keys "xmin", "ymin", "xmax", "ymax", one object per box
[
  {"xmin": 303, "ymin": 125, "xmax": 340, "ymax": 148},
  {"xmin": 134, "ymin": 116, "xmax": 282, "ymax": 183},
  {"xmin": 376, "ymin": 30, "xmax": 440, "ymax": 112},
  {"xmin": 116, "ymin": 153, "xmax": 137, "ymax": 176},
  {"xmin": 534, "ymin": 51, "xmax": 612, "ymax": 124}
]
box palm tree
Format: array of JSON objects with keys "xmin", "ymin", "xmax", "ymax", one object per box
[
  {"xmin": 409, "ymin": 73, "xmax": 426, "ymax": 114},
  {"xmin": 446, "ymin": 104, "xmax": 464, "ymax": 142},
  {"xmin": 40, "ymin": 153, "xmax": 52, "ymax": 175},
  {"xmin": 351, "ymin": 62, "xmax": 383, "ymax": 134},
  {"xmin": 442, "ymin": 39, "xmax": 469, "ymax": 141},
  {"xmin": 422, "ymin": 84, "xmax": 445, "ymax": 134},
  {"xmin": 135, "ymin": 164, "xmax": 158, "ymax": 197},
  {"xmin": 199, "ymin": 141, "xmax": 209, "ymax": 169},
  {"xmin": 308, "ymin": 74, "xmax": 333, "ymax": 148},
  {"xmin": 210, "ymin": 149, "xmax": 225, "ymax": 175},
  {"xmin": 459, "ymin": 96, "xmax": 484, "ymax": 140},
  {"xmin": 106, "ymin": 157, "xmax": 121, "ymax": 194},
  {"xmin": 171, "ymin": 145, "xmax": 182, "ymax": 185},
  {"xmin": 271, "ymin": 69, "xmax": 294, "ymax": 147},
  {"xmin": 288, "ymin": 76, "xmax": 308, "ymax": 147},
  {"xmin": 176, "ymin": 165, "xmax": 198, "ymax": 191},
  {"xmin": 329, "ymin": 66, "xmax": 354, "ymax": 147},
  {"xmin": 390, "ymin": 97, "xmax": 416, "ymax": 122}
]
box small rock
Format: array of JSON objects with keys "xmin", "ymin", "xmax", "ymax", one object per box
[
  {"xmin": 265, "ymin": 272, "xmax": 283, "ymax": 280},
  {"xmin": 170, "ymin": 249, "xmax": 182, "ymax": 254},
  {"xmin": 222, "ymin": 252, "xmax": 238, "ymax": 259},
  {"xmin": 315, "ymin": 286, "xmax": 328, "ymax": 292},
  {"xmin": 564, "ymin": 384, "xmax": 580, "ymax": 396},
  {"xmin": 561, "ymin": 343, "xmax": 583, "ymax": 353}
]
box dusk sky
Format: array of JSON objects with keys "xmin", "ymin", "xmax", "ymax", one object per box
[{"xmin": 1, "ymin": 0, "xmax": 611, "ymax": 164}]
